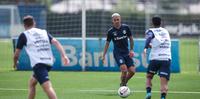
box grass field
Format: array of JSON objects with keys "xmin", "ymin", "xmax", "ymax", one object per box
[{"xmin": 0, "ymin": 38, "xmax": 200, "ymax": 99}]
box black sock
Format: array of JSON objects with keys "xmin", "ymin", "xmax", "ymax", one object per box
[
  {"xmin": 161, "ymin": 93, "xmax": 166, "ymax": 99},
  {"xmin": 146, "ymin": 87, "xmax": 151, "ymax": 93}
]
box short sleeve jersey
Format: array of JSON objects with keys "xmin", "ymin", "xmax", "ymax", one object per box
[
  {"xmin": 17, "ymin": 33, "xmax": 53, "ymax": 49},
  {"xmin": 106, "ymin": 24, "xmax": 132, "ymax": 55}
]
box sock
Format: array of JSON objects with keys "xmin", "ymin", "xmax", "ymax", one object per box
[
  {"xmin": 121, "ymin": 72, "xmax": 127, "ymax": 86},
  {"xmin": 161, "ymin": 93, "xmax": 166, "ymax": 99},
  {"xmin": 146, "ymin": 87, "xmax": 152, "ymax": 98},
  {"xmin": 146, "ymin": 87, "xmax": 151, "ymax": 93}
]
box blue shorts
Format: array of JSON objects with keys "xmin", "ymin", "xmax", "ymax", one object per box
[
  {"xmin": 147, "ymin": 60, "xmax": 171, "ymax": 80},
  {"xmin": 113, "ymin": 53, "xmax": 134, "ymax": 68},
  {"xmin": 33, "ymin": 63, "xmax": 52, "ymax": 85}
]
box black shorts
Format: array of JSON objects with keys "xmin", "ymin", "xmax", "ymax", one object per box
[
  {"xmin": 113, "ymin": 53, "xmax": 134, "ymax": 68},
  {"xmin": 147, "ymin": 59, "xmax": 171, "ymax": 80},
  {"xmin": 33, "ymin": 63, "xmax": 52, "ymax": 85}
]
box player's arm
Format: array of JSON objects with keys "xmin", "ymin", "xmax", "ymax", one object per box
[
  {"xmin": 13, "ymin": 33, "xmax": 26, "ymax": 70},
  {"xmin": 128, "ymin": 36, "xmax": 134, "ymax": 58},
  {"xmin": 127, "ymin": 26, "xmax": 134, "ymax": 57},
  {"xmin": 13, "ymin": 49, "xmax": 21, "ymax": 70},
  {"xmin": 102, "ymin": 32, "xmax": 111, "ymax": 64},
  {"xmin": 50, "ymin": 36, "xmax": 70, "ymax": 65},
  {"xmin": 102, "ymin": 41, "xmax": 110, "ymax": 59},
  {"xmin": 102, "ymin": 41, "xmax": 110, "ymax": 64},
  {"xmin": 143, "ymin": 31, "xmax": 154, "ymax": 55},
  {"xmin": 144, "ymin": 31, "xmax": 154, "ymax": 49},
  {"xmin": 129, "ymin": 36, "xmax": 134, "ymax": 51}
]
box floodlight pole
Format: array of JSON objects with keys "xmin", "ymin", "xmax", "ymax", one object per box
[
  {"xmin": 145, "ymin": 1, "xmax": 150, "ymax": 30},
  {"xmin": 82, "ymin": 0, "xmax": 86, "ymax": 71}
]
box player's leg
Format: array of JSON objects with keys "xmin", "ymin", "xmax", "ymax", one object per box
[
  {"xmin": 113, "ymin": 53, "xmax": 128, "ymax": 86},
  {"xmin": 28, "ymin": 76, "xmax": 38, "ymax": 99},
  {"xmin": 41, "ymin": 81, "xmax": 57, "ymax": 99},
  {"xmin": 33, "ymin": 63, "xmax": 57, "ymax": 99},
  {"xmin": 146, "ymin": 73, "xmax": 154, "ymax": 99},
  {"xmin": 125, "ymin": 66, "xmax": 135, "ymax": 84},
  {"xmin": 41, "ymin": 66, "xmax": 57, "ymax": 99},
  {"xmin": 120, "ymin": 64, "xmax": 128, "ymax": 86},
  {"xmin": 145, "ymin": 60, "xmax": 158, "ymax": 99},
  {"xmin": 159, "ymin": 60, "xmax": 171, "ymax": 99},
  {"xmin": 160, "ymin": 77, "xmax": 168, "ymax": 99},
  {"xmin": 124, "ymin": 56, "xmax": 135, "ymax": 85}
]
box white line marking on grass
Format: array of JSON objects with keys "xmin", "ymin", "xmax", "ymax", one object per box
[
  {"xmin": 134, "ymin": 77, "xmax": 144, "ymax": 79},
  {"xmin": 0, "ymin": 40, "xmax": 10, "ymax": 42},
  {"xmin": 0, "ymin": 88, "xmax": 27, "ymax": 91},
  {"xmin": 1, "ymin": 87, "xmax": 200, "ymax": 94},
  {"xmin": 79, "ymin": 89, "xmax": 200, "ymax": 94}
]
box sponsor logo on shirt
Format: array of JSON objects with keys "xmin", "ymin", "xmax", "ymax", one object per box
[
  {"xmin": 114, "ymin": 36, "xmax": 127, "ymax": 41},
  {"xmin": 119, "ymin": 59, "xmax": 123, "ymax": 63},
  {"xmin": 113, "ymin": 32, "xmax": 117, "ymax": 36},
  {"xmin": 123, "ymin": 30, "xmax": 126, "ymax": 34}
]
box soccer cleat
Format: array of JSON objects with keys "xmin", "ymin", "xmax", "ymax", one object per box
[{"xmin": 146, "ymin": 93, "xmax": 151, "ymax": 99}]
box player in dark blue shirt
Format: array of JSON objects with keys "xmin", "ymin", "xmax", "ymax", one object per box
[{"xmin": 102, "ymin": 13, "xmax": 135, "ymax": 86}]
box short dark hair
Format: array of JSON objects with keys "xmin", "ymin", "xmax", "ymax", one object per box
[
  {"xmin": 23, "ymin": 15, "xmax": 34, "ymax": 27},
  {"xmin": 152, "ymin": 16, "xmax": 161, "ymax": 27}
]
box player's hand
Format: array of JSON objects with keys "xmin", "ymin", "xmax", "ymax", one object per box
[
  {"xmin": 129, "ymin": 51, "xmax": 134, "ymax": 58},
  {"xmin": 143, "ymin": 48, "xmax": 147, "ymax": 57},
  {"xmin": 13, "ymin": 61, "xmax": 18, "ymax": 70},
  {"xmin": 148, "ymin": 44, "xmax": 152, "ymax": 48},
  {"xmin": 142, "ymin": 48, "xmax": 148, "ymax": 68},
  {"xmin": 13, "ymin": 64, "xmax": 17, "ymax": 70},
  {"xmin": 101, "ymin": 56, "xmax": 106, "ymax": 65},
  {"xmin": 62, "ymin": 56, "xmax": 70, "ymax": 66}
]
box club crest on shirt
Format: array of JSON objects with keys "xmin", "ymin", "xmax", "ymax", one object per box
[
  {"xmin": 113, "ymin": 32, "xmax": 117, "ymax": 36},
  {"xmin": 119, "ymin": 59, "xmax": 123, "ymax": 63},
  {"xmin": 123, "ymin": 30, "xmax": 126, "ymax": 34}
]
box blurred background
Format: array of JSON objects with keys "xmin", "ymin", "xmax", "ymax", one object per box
[
  {"xmin": 0, "ymin": 0, "xmax": 199, "ymax": 72},
  {"xmin": 1, "ymin": 0, "xmax": 200, "ymax": 37}
]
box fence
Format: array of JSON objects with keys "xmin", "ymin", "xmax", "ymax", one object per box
[{"xmin": 0, "ymin": 0, "xmax": 199, "ymax": 72}]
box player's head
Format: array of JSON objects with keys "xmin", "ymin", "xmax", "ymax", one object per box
[
  {"xmin": 112, "ymin": 13, "xmax": 121, "ymax": 29},
  {"xmin": 152, "ymin": 16, "xmax": 161, "ymax": 27},
  {"xmin": 23, "ymin": 15, "xmax": 36, "ymax": 29}
]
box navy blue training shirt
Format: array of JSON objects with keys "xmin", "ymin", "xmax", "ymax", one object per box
[
  {"xmin": 17, "ymin": 33, "xmax": 53, "ymax": 50},
  {"xmin": 106, "ymin": 24, "xmax": 132, "ymax": 55}
]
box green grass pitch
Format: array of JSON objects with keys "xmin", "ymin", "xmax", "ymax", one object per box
[{"xmin": 0, "ymin": 38, "xmax": 200, "ymax": 99}]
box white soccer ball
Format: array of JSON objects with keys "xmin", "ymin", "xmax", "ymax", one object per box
[{"xmin": 118, "ymin": 86, "xmax": 131, "ymax": 98}]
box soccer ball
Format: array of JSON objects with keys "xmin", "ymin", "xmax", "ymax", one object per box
[{"xmin": 118, "ymin": 86, "xmax": 131, "ymax": 98}]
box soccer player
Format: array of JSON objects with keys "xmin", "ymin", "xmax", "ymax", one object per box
[
  {"xmin": 102, "ymin": 13, "xmax": 135, "ymax": 86},
  {"xmin": 143, "ymin": 16, "xmax": 171, "ymax": 99},
  {"xmin": 13, "ymin": 15, "xmax": 70, "ymax": 99}
]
